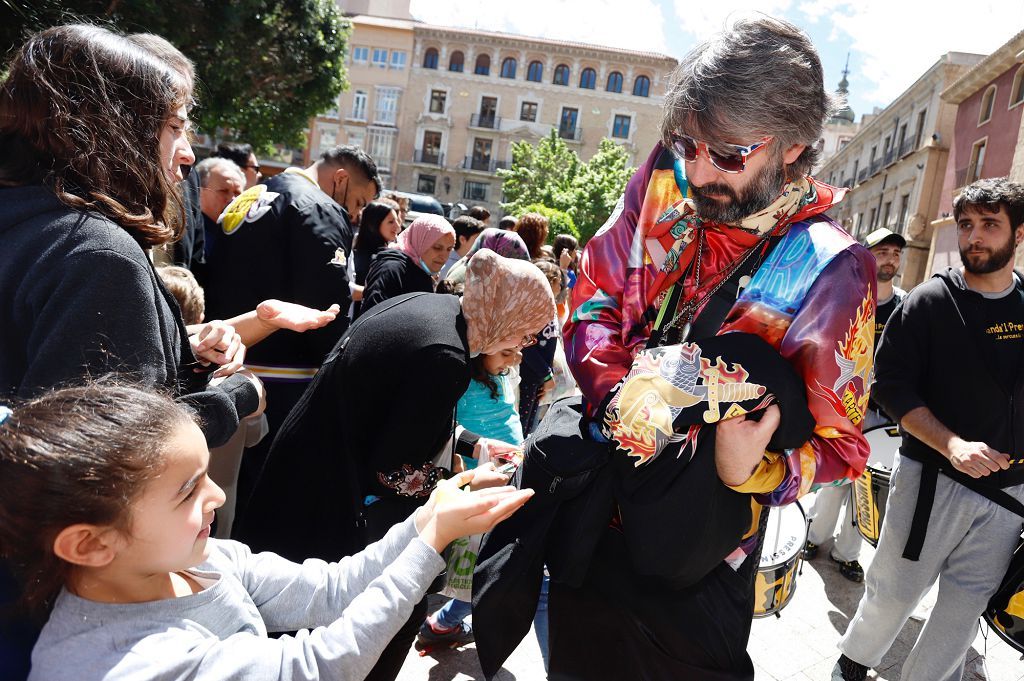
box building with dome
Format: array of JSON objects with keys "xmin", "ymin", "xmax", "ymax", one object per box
[{"xmin": 811, "ymin": 56, "xmax": 862, "ymax": 176}]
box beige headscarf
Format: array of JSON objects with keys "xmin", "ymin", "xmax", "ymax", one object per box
[{"xmin": 462, "ymin": 249, "xmax": 555, "ymax": 355}]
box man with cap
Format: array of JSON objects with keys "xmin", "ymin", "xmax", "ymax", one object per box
[
  {"xmin": 549, "ymin": 16, "xmax": 874, "ymax": 679},
  {"xmin": 802, "ymin": 226, "xmax": 908, "ymax": 581},
  {"xmin": 864, "ymin": 227, "xmax": 908, "ymax": 398},
  {"xmin": 834, "ymin": 177, "xmax": 1024, "ymax": 680}
]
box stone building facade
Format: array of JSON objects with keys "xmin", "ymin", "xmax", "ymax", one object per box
[
  {"xmin": 308, "ymin": 14, "xmax": 416, "ymax": 189},
  {"xmin": 817, "ymin": 52, "xmax": 983, "ymax": 288},
  {"xmin": 310, "ymin": 2, "xmax": 677, "ymax": 217},
  {"xmin": 392, "ymin": 25, "xmax": 677, "ymax": 215},
  {"xmin": 928, "ymin": 29, "xmax": 1024, "ymax": 274}
]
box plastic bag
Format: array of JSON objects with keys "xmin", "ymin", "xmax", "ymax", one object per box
[{"xmin": 439, "ymin": 532, "xmax": 484, "ymax": 602}]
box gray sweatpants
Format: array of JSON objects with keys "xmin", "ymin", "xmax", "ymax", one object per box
[{"xmin": 838, "ymin": 453, "xmax": 1024, "ymax": 681}]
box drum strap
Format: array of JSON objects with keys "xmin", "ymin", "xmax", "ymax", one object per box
[{"xmin": 903, "ymin": 465, "xmax": 1024, "ymax": 561}]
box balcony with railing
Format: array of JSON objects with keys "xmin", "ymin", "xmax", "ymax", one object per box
[
  {"xmin": 869, "ymin": 158, "xmax": 882, "ymax": 177},
  {"xmin": 413, "ymin": 149, "xmax": 445, "ymax": 167},
  {"xmin": 462, "ymin": 156, "xmax": 509, "ymax": 173},
  {"xmin": 470, "ymin": 113, "xmax": 501, "ymax": 130},
  {"xmin": 557, "ymin": 125, "xmax": 582, "ymax": 142},
  {"xmin": 899, "ymin": 137, "xmax": 916, "ymax": 158},
  {"xmin": 883, "ymin": 146, "xmax": 897, "ymax": 167},
  {"xmin": 857, "ymin": 167, "xmax": 869, "ymax": 184}
]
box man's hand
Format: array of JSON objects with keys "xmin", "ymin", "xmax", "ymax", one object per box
[
  {"xmin": 715, "ymin": 405, "xmax": 781, "ymax": 486},
  {"xmin": 188, "ymin": 320, "xmax": 245, "ymax": 376},
  {"xmin": 900, "ymin": 407, "xmax": 1011, "ymax": 479},
  {"xmin": 947, "ymin": 437, "xmax": 1010, "ymax": 478},
  {"xmin": 256, "ymin": 300, "xmax": 341, "ymax": 333}
]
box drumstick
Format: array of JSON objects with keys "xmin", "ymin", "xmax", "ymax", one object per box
[{"xmin": 772, "ymin": 506, "xmax": 783, "ymax": 552}]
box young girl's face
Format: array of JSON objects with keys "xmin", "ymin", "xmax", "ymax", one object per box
[
  {"xmin": 482, "ymin": 347, "xmax": 522, "ymax": 375},
  {"xmin": 116, "ymin": 420, "xmax": 225, "ymax": 575}
]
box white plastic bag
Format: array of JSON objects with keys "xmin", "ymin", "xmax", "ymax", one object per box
[{"xmin": 439, "ymin": 532, "xmax": 484, "ymax": 602}]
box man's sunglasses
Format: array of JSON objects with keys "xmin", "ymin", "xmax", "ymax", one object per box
[{"xmin": 668, "ymin": 133, "xmax": 772, "ymax": 174}]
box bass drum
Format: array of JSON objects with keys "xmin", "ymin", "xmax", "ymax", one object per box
[
  {"xmin": 984, "ymin": 539, "xmax": 1024, "ymax": 655},
  {"xmin": 852, "ymin": 424, "xmax": 900, "ymax": 547},
  {"xmin": 754, "ymin": 502, "xmax": 807, "ymax": 618}
]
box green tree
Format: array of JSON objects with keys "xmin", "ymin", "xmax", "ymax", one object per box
[
  {"xmin": 520, "ymin": 203, "xmax": 578, "ymax": 243},
  {"xmin": 573, "ymin": 138, "xmax": 635, "ymax": 242},
  {"xmin": 499, "ymin": 130, "xmax": 635, "ymax": 243},
  {"xmin": 499, "ymin": 130, "xmax": 582, "ymax": 219},
  {"xmin": 1, "ymin": 0, "xmax": 349, "ymax": 149}
]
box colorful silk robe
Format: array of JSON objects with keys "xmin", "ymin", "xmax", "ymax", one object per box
[{"xmin": 565, "ymin": 144, "xmax": 875, "ymax": 513}]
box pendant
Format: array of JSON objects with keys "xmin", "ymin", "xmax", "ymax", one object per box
[{"xmin": 679, "ymin": 321, "xmax": 692, "ymax": 342}]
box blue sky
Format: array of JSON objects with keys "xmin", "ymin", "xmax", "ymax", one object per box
[{"xmin": 408, "ymin": 0, "xmax": 1024, "ymax": 123}]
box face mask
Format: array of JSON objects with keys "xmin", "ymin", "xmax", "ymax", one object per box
[
  {"xmin": 420, "ymin": 259, "xmax": 437, "ymax": 275},
  {"xmin": 332, "ymin": 177, "xmax": 350, "ymax": 213}
]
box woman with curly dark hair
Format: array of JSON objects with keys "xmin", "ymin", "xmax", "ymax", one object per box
[{"xmin": 0, "ymin": 25, "xmax": 263, "ymax": 679}]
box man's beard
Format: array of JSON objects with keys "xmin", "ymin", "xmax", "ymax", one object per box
[
  {"xmin": 960, "ymin": 232, "xmax": 1016, "ymax": 275},
  {"xmin": 690, "ymin": 160, "xmax": 788, "ymax": 224},
  {"xmin": 877, "ymin": 265, "xmax": 897, "ymax": 282}
]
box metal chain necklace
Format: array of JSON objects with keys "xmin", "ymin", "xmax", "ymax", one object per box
[{"xmin": 663, "ymin": 227, "xmax": 771, "ymax": 342}]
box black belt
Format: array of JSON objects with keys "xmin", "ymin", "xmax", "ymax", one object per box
[{"xmin": 903, "ymin": 463, "xmax": 1024, "ymax": 561}]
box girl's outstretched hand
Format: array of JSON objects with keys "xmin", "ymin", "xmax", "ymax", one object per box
[{"xmin": 415, "ymin": 469, "xmax": 533, "ymax": 553}]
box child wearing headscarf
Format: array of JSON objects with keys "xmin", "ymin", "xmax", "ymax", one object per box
[{"xmin": 359, "ymin": 214, "xmax": 456, "ymax": 317}]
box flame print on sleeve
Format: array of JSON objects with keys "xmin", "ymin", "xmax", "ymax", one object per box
[{"xmin": 810, "ymin": 294, "xmax": 875, "ymax": 427}]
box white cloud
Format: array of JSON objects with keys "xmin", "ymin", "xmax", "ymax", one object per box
[
  {"xmin": 407, "ymin": 0, "xmax": 672, "ymax": 55},
  {"xmin": 410, "ymin": 0, "xmax": 1024, "ymax": 112},
  {"xmin": 799, "ymin": 0, "xmax": 1022, "ymax": 107},
  {"xmin": 669, "ymin": 0, "xmax": 796, "ymax": 39}
]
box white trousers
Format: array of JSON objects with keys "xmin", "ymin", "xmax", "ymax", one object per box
[{"xmin": 806, "ymin": 482, "xmax": 863, "ymax": 562}]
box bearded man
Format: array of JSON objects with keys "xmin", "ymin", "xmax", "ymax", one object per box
[
  {"xmin": 835, "ymin": 177, "xmax": 1024, "ymax": 681},
  {"xmin": 554, "ymin": 16, "xmax": 876, "ymax": 680}
]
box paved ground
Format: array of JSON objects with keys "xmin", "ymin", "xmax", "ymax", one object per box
[{"xmin": 396, "ymin": 489, "xmax": 1024, "ymax": 681}]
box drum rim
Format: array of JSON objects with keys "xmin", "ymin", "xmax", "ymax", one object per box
[
  {"xmin": 983, "ymin": 607, "xmax": 1024, "ymax": 654},
  {"xmin": 759, "ymin": 504, "xmax": 807, "ymax": 568}
]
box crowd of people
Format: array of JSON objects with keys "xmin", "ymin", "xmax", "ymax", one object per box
[{"xmin": 0, "ymin": 15, "xmax": 1022, "ymax": 681}]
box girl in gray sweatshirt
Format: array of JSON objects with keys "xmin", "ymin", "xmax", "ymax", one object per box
[{"xmin": 0, "ymin": 382, "xmax": 531, "ymax": 681}]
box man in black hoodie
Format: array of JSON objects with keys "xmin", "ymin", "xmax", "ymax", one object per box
[
  {"xmin": 203, "ymin": 145, "xmax": 380, "ymax": 522},
  {"xmin": 834, "ymin": 177, "xmax": 1024, "ymax": 681}
]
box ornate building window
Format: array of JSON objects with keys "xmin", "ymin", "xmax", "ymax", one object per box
[
  {"xmin": 527, "ymin": 61, "xmax": 543, "ymax": 82},
  {"xmin": 449, "ymin": 51, "xmax": 465, "ymax": 73},
  {"xmin": 606, "ymin": 71, "xmax": 623, "ymax": 93},
  {"xmin": 553, "ymin": 64, "xmax": 570, "ymax": 86},
  {"xmin": 579, "ymin": 68, "xmax": 596, "ymax": 89},
  {"xmin": 475, "ymin": 54, "xmax": 491, "ymax": 76},
  {"xmin": 423, "ymin": 48, "xmax": 438, "ymax": 69},
  {"xmin": 501, "ymin": 57, "xmax": 517, "ymax": 79},
  {"xmin": 633, "ymin": 75, "xmax": 651, "ymax": 97}
]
